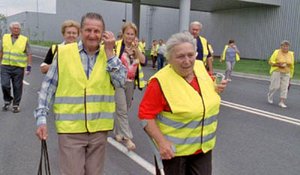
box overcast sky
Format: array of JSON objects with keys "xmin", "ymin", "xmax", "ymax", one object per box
[{"xmin": 0, "ymin": 0, "xmax": 56, "ymax": 16}]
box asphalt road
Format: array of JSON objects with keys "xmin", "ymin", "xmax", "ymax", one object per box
[{"xmin": 0, "ymin": 51, "xmax": 299, "ymax": 175}]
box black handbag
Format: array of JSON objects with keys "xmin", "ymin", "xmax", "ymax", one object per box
[{"xmin": 37, "ymin": 140, "xmax": 51, "ymax": 175}]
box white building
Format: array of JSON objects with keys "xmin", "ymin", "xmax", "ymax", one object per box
[{"xmin": 1, "ymin": 0, "xmax": 299, "ymax": 61}]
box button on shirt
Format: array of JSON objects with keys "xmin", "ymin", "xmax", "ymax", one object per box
[{"xmin": 34, "ymin": 41, "xmax": 126, "ymax": 126}]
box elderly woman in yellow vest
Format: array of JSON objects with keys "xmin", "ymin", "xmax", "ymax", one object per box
[
  {"xmin": 138, "ymin": 32, "xmax": 227, "ymax": 175},
  {"xmin": 267, "ymin": 40, "xmax": 294, "ymax": 108},
  {"xmin": 114, "ymin": 22, "xmax": 146, "ymax": 150},
  {"xmin": 221, "ymin": 39, "xmax": 240, "ymax": 81},
  {"xmin": 40, "ymin": 20, "xmax": 80, "ymax": 74}
]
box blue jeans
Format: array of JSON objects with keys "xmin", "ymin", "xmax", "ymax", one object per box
[{"xmin": 157, "ymin": 54, "xmax": 165, "ymax": 70}]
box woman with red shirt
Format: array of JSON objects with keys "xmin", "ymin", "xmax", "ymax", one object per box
[{"xmin": 139, "ymin": 32, "xmax": 227, "ymax": 175}]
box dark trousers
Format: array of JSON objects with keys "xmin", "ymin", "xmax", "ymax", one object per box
[
  {"xmin": 1, "ymin": 65, "xmax": 24, "ymax": 106},
  {"xmin": 157, "ymin": 54, "xmax": 165, "ymax": 71},
  {"xmin": 151, "ymin": 55, "xmax": 157, "ymax": 68},
  {"xmin": 157, "ymin": 151, "xmax": 212, "ymax": 175}
]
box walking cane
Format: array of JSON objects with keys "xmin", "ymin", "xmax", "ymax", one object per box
[{"xmin": 141, "ymin": 121, "xmax": 165, "ymax": 175}]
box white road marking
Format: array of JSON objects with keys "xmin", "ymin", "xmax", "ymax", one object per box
[
  {"xmin": 33, "ymin": 54, "xmax": 44, "ymax": 59},
  {"xmin": 222, "ymin": 100, "xmax": 300, "ymax": 126},
  {"xmin": 107, "ymin": 137, "xmax": 156, "ymax": 174},
  {"xmin": 23, "ymin": 80, "xmax": 30, "ymax": 85},
  {"xmin": 108, "ymin": 100, "xmax": 300, "ymax": 174}
]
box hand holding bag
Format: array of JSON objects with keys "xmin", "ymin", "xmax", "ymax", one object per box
[{"xmin": 37, "ymin": 140, "xmax": 51, "ymax": 175}]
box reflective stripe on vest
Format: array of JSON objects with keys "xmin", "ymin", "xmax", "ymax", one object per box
[
  {"xmin": 1, "ymin": 34, "xmax": 28, "ymax": 67},
  {"xmin": 151, "ymin": 60, "xmax": 221, "ymax": 156},
  {"xmin": 116, "ymin": 40, "xmax": 145, "ymax": 89},
  {"xmin": 135, "ymin": 64, "xmax": 145, "ymax": 89},
  {"xmin": 54, "ymin": 95, "xmax": 114, "ymax": 104},
  {"xmin": 55, "ymin": 112, "xmax": 113, "ymax": 121},
  {"xmin": 157, "ymin": 114, "xmax": 217, "ymax": 129},
  {"xmin": 54, "ymin": 43, "xmax": 115, "ymax": 133}
]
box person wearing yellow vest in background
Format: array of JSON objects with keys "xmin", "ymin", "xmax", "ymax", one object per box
[
  {"xmin": 34, "ymin": 12, "xmax": 126, "ymax": 175},
  {"xmin": 40, "ymin": 20, "xmax": 80, "ymax": 74},
  {"xmin": 267, "ymin": 40, "xmax": 294, "ymax": 108},
  {"xmin": 0, "ymin": 21, "xmax": 32, "ymax": 113},
  {"xmin": 221, "ymin": 39, "xmax": 240, "ymax": 81},
  {"xmin": 114, "ymin": 22, "xmax": 146, "ymax": 151},
  {"xmin": 151, "ymin": 39, "xmax": 159, "ymax": 69},
  {"xmin": 139, "ymin": 32, "xmax": 227, "ymax": 175},
  {"xmin": 138, "ymin": 37, "xmax": 146, "ymax": 54},
  {"xmin": 189, "ymin": 21, "xmax": 213, "ymax": 75}
]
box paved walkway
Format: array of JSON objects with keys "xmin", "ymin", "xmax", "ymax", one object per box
[{"xmin": 215, "ymin": 69, "xmax": 300, "ymax": 86}]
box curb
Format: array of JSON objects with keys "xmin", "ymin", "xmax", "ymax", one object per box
[{"xmin": 214, "ymin": 69, "xmax": 300, "ymax": 86}]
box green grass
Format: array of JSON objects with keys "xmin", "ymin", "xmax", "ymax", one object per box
[
  {"xmin": 213, "ymin": 57, "xmax": 299, "ymax": 80},
  {"xmin": 30, "ymin": 40, "xmax": 58, "ymax": 47}
]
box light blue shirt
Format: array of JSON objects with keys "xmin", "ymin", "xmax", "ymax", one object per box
[{"xmin": 225, "ymin": 47, "xmax": 237, "ymax": 62}]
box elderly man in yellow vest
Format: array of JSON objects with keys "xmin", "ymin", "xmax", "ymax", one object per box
[
  {"xmin": 189, "ymin": 21, "xmax": 213, "ymax": 75},
  {"xmin": 0, "ymin": 21, "xmax": 32, "ymax": 113},
  {"xmin": 34, "ymin": 12, "xmax": 126, "ymax": 175}
]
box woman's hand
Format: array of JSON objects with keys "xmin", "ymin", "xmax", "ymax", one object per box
[{"xmin": 157, "ymin": 139, "xmax": 175, "ymax": 160}]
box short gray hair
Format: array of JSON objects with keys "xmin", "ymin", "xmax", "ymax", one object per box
[
  {"xmin": 80, "ymin": 12, "xmax": 105, "ymax": 31},
  {"xmin": 189, "ymin": 21, "xmax": 202, "ymax": 29},
  {"xmin": 9, "ymin": 21, "xmax": 21, "ymax": 29},
  {"xmin": 165, "ymin": 32, "xmax": 197, "ymax": 60},
  {"xmin": 280, "ymin": 40, "xmax": 290, "ymax": 46}
]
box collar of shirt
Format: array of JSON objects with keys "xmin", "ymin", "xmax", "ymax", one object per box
[
  {"xmin": 11, "ymin": 34, "xmax": 19, "ymax": 39},
  {"xmin": 78, "ymin": 40, "xmax": 100, "ymax": 55},
  {"xmin": 78, "ymin": 41, "xmax": 100, "ymax": 78}
]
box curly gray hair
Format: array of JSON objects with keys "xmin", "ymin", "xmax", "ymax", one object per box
[{"xmin": 164, "ymin": 32, "xmax": 197, "ymax": 60}]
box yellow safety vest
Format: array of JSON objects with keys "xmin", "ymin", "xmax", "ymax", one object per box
[
  {"xmin": 221, "ymin": 45, "xmax": 240, "ymax": 61},
  {"xmin": 269, "ymin": 49, "xmax": 295, "ymax": 78},
  {"xmin": 51, "ymin": 44, "xmax": 58, "ymax": 54},
  {"xmin": 115, "ymin": 40, "xmax": 145, "ymax": 89},
  {"xmin": 138, "ymin": 41, "xmax": 146, "ymax": 53},
  {"xmin": 151, "ymin": 60, "xmax": 221, "ymax": 156},
  {"xmin": 53, "ymin": 43, "xmax": 115, "ymax": 133},
  {"xmin": 1, "ymin": 34, "xmax": 28, "ymax": 67},
  {"xmin": 198, "ymin": 36, "xmax": 209, "ymax": 63}
]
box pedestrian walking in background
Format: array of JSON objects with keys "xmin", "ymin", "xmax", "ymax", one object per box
[
  {"xmin": 221, "ymin": 39, "xmax": 240, "ymax": 81},
  {"xmin": 40, "ymin": 20, "xmax": 80, "ymax": 74},
  {"xmin": 0, "ymin": 21, "xmax": 32, "ymax": 113},
  {"xmin": 35, "ymin": 12, "xmax": 126, "ymax": 175},
  {"xmin": 139, "ymin": 32, "xmax": 227, "ymax": 175},
  {"xmin": 138, "ymin": 37, "xmax": 146, "ymax": 55},
  {"xmin": 267, "ymin": 40, "xmax": 294, "ymax": 108},
  {"xmin": 150, "ymin": 39, "xmax": 158, "ymax": 69},
  {"xmin": 189, "ymin": 21, "xmax": 213, "ymax": 75},
  {"xmin": 114, "ymin": 22, "xmax": 146, "ymax": 150},
  {"xmin": 157, "ymin": 39, "xmax": 166, "ymax": 71}
]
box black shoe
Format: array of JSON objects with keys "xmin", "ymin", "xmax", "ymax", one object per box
[
  {"xmin": 12, "ymin": 106, "xmax": 20, "ymax": 113},
  {"xmin": 2, "ymin": 102, "xmax": 11, "ymax": 111}
]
